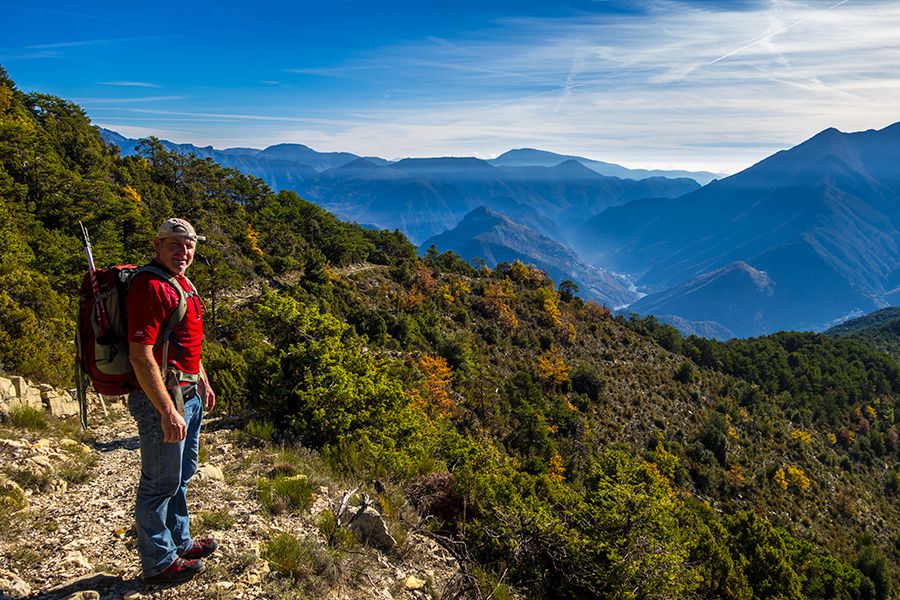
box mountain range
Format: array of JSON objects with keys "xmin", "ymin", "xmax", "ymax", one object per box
[
  {"xmin": 101, "ymin": 122, "xmax": 900, "ymax": 338},
  {"xmin": 576, "ymin": 123, "xmax": 900, "ymax": 337}
]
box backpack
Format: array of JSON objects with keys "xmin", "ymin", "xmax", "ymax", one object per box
[{"xmin": 74, "ymin": 264, "xmax": 196, "ymax": 427}]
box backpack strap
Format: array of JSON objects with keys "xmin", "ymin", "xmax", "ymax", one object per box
[{"xmin": 133, "ymin": 265, "xmax": 199, "ymax": 415}]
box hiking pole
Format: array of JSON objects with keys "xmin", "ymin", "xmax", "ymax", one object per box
[
  {"xmin": 79, "ymin": 221, "xmax": 111, "ymax": 337},
  {"xmin": 77, "ymin": 222, "xmax": 111, "ymax": 426}
]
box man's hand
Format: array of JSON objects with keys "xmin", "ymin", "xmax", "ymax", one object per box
[
  {"xmin": 162, "ymin": 408, "xmax": 188, "ymax": 443},
  {"xmin": 203, "ymin": 383, "xmax": 216, "ymax": 413}
]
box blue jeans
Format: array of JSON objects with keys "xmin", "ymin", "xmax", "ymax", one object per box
[{"xmin": 128, "ymin": 389, "xmax": 203, "ymax": 576}]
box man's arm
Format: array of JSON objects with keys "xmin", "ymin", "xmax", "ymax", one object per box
[
  {"xmin": 199, "ymin": 361, "xmax": 216, "ymax": 413},
  {"xmin": 129, "ymin": 342, "xmax": 187, "ymax": 443}
]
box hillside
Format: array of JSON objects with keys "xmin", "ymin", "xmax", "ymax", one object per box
[
  {"xmin": 827, "ymin": 307, "xmax": 900, "ymax": 359},
  {"xmin": 1, "ymin": 67, "xmax": 897, "ymax": 599}
]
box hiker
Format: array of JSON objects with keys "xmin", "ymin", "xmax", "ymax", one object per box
[{"xmin": 127, "ymin": 218, "xmax": 218, "ymax": 584}]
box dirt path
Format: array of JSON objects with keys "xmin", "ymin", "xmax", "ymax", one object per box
[{"xmin": 0, "ymin": 405, "xmax": 459, "ymax": 600}]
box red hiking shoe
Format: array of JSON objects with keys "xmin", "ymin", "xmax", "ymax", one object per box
[
  {"xmin": 142, "ymin": 557, "xmax": 205, "ymax": 584},
  {"xmin": 179, "ymin": 537, "xmax": 219, "ymax": 560}
]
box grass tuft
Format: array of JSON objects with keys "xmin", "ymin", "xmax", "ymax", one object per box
[
  {"xmin": 262, "ymin": 533, "xmax": 340, "ymax": 583},
  {"xmin": 8, "ymin": 404, "xmax": 48, "ymax": 431},
  {"xmin": 257, "ymin": 474, "xmax": 315, "ymax": 514},
  {"xmin": 196, "ymin": 509, "xmax": 235, "ymax": 531}
]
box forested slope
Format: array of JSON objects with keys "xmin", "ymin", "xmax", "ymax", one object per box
[{"xmin": 0, "ymin": 67, "xmax": 896, "ymax": 599}]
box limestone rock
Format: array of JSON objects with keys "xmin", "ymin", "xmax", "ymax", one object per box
[
  {"xmin": 349, "ymin": 506, "xmax": 397, "ymax": 552},
  {"xmin": 0, "ymin": 376, "xmax": 14, "ymax": 400},
  {"xmin": 9, "ymin": 376, "xmax": 42, "ymax": 409},
  {"xmin": 44, "ymin": 390, "xmax": 80, "ymax": 418},
  {"xmin": 206, "ymin": 581, "xmax": 235, "ymax": 597},
  {"xmin": 405, "ymin": 575, "xmax": 427, "ymax": 590},
  {"xmin": 0, "ymin": 569, "xmax": 31, "ymax": 599},
  {"xmin": 62, "ymin": 550, "xmax": 93, "ymax": 571},
  {"xmin": 197, "ymin": 464, "xmax": 224, "ymax": 481}
]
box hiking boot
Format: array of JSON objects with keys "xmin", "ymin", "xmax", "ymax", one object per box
[
  {"xmin": 179, "ymin": 537, "xmax": 219, "ymax": 560},
  {"xmin": 142, "ymin": 557, "xmax": 205, "ymax": 584}
]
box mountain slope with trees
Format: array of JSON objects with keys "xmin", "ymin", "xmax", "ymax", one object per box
[
  {"xmin": 1, "ymin": 67, "xmax": 897, "ymax": 599},
  {"xmin": 827, "ymin": 307, "xmax": 900, "ymax": 360}
]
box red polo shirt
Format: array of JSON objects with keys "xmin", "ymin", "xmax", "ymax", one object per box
[{"xmin": 127, "ymin": 264, "xmax": 204, "ymax": 376}]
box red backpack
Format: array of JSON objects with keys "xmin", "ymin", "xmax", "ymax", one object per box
[{"xmin": 74, "ymin": 264, "xmax": 193, "ymax": 426}]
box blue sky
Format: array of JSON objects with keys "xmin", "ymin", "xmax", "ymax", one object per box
[{"xmin": 2, "ymin": 0, "xmax": 898, "ymax": 173}]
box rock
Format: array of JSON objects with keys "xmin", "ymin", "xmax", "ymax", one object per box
[
  {"xmin": 197, "ymin": 464, "xmax": 224, "ymax": 481},
  {"xmin": 66, "ymin": 591, "xmax": 101, "ymax": 600},
  {"xmin": 0, "ymin": 569, "xmax": 31, "ymax": 598},
  {"xmin": 0, "ymin": 376, "xmax": 15, "ymax": 400},
  {"xmin": 44, "ymin": 391, "xmax": 80, "ymax": 418},
  {"xmin": 28, "ymin": 454, "xmax": 53, "ymax": 470},
  {"xmin": 34, "ymin": 438, "xmax": 52, "ymax": 449},
  {"xmin": 206, "ymin": 581, "xmax": 235, "ymax": 597},
  {"xmin": 123, "ymin": 592, "xmax": 144, "ymax": 600},
  {"xmin": 405, "ymin": 575, "xmax": 427, "ymax": 590},
  {"xmin": 62, "ymin": 550, "xmax": 93, "ymax": 571},
  {"xmin": 349, "ymin": 506, "xmax": 397, "ymax": 552},
  {"xmin": 0, "ymin": 438, "xmax": 28, "ymax": 450},
  {"xmin": 9, "ymin": 376, "xmax": 42, "ymax": 409},
  {"xmin": 60, "ymin": 439, "xmax": 93, "ymax": 455}
]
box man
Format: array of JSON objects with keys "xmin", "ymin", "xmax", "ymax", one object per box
[{"xmin": 127, "ymin": 217, "xmax": 217, "ymax": 584}]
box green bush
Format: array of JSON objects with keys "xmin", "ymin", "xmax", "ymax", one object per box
[
  {"xmin": 257, "ymin": 474, "xmax": 315, "ymax": 514},
  {"xmin": 262, "ymin": 532, "xmax": 339, "ymax": 582},
  {"xmin": 0, "ymin": 479, "xmax": 27, "ymax": 517},
  {"xmin": 237, "ymin": 419, "xmax": 274, "ymax": 447}
]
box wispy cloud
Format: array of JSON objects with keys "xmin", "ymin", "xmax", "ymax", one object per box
[
  {"xmin": 99, "ymin": 81, "xmax": 161, "ymax": 88},
  {"xmin": 78, "ymin": 96, "xmax": 183, "ymax": 104},
  {"xmin": 26, "ymin": 38, "xmax": 118, "ymax": 49},
  {"xmin": 267, "ymin": 0, "xmax": 898, "ymax": 172},
  {"xmin": 705, "ymin": 0, "xmax": 852, "ymax": 65}
]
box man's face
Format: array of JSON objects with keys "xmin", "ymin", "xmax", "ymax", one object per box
[{"xmin": 154, "ymin": 236, "xmax": 196, "ymax": 275}]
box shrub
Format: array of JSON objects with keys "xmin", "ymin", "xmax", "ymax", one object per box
[
  {"xmin": 237, "ymin": 419, "xmax": 274, "ymax": 446},
  {"xmin": 0, "ymin": 479, "xmax": 27, "ymax": 517},
  {"xmin": 262, "ymin": 532, "xmax": 339, "ymax": 582},
  {"xmin": 257, "ymin": 474, "xmax": 315, "ymax": 514},
  {"xmin": 317, "ymin": 510, "xmax": 358, "ymax": 550}
]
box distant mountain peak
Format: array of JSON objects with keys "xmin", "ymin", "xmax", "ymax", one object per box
[{"xmin": 392, "ymin": 157, "xmax": 494, "ymax": 170}]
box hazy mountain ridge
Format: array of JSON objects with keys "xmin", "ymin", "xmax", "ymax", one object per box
[
  {"xmin": 490, "ymin": 148, "xmax": 721, "ymax": 184},
  {"xmin": 580, "ymin": 122, "xmax": 900, "ymax": 335},
  {"xmin": 421, "ymin": 207, "xmax": 638, "ymax": 307}
]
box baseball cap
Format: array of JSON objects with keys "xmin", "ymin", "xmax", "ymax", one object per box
[{"xmin": 156, "ymin": 218, "xmax": 206, "ymax": 242}]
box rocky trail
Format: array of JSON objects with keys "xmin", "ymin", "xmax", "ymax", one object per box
[{"xmin": 0, "ymin": 393, "xmax": 464, "ymax": 600}]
